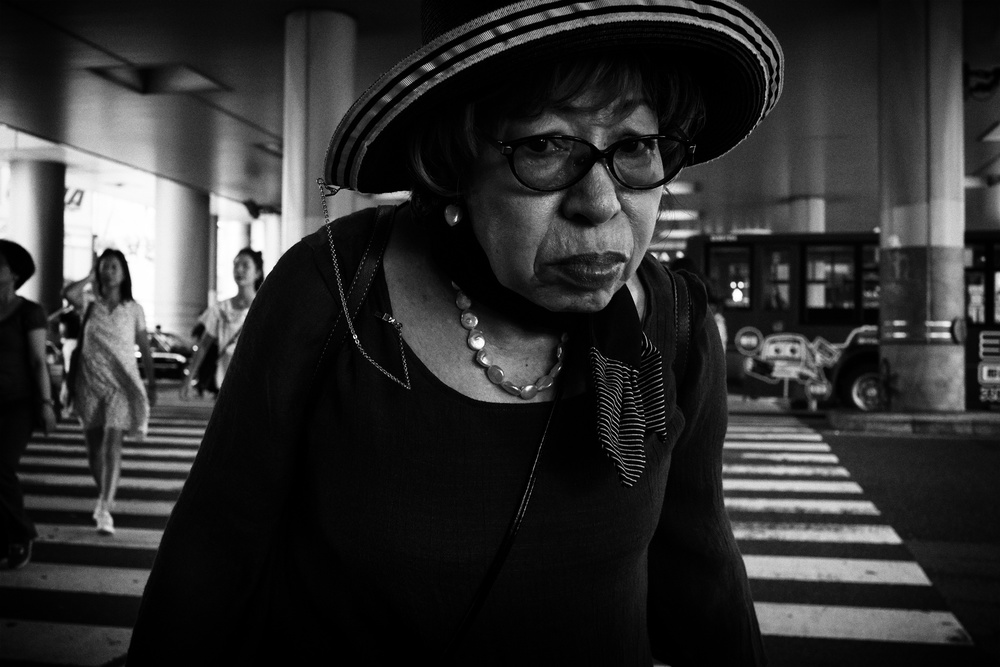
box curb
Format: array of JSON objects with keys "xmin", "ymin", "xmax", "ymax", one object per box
[{"xmin": 827, "ymin": 410, "xmax": 1000, "ymax": 437}]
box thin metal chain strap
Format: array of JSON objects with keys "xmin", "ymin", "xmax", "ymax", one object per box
[{"xmin": 317, "ymin": 178, "xmax": 411, "ymax": 390}]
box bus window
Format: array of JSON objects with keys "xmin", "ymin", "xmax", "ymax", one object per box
[
  {"xmin": 805, "ymin": 245, "xmax": 855, "ymax": 317},
  {"xmin": 994, "ymin": 244, "xmax": 1000, "ymax": 324},
  {"xmin": 707, "ymin": 246, "xmax": 750, "ymax": 309},
  {"xmin": 966, "ymin": 244, "xmax": 988, "ymax": 324},
  {"xmin": 762, "ymin": 248, "xmax": 791, "ymax": 311},
  {"xmin": 862, "ymin": 244, "xmax": 880, "ymax": 310}
]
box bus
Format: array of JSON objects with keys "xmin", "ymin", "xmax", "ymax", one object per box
[{"xmin": 672, "ymin": 230, "xmax": 1000, "ymax": 411}]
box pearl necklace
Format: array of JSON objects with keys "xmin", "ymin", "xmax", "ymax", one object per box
[{"xmin": 454, "ymin": 285, "xmax": 568, "ymax": 400}]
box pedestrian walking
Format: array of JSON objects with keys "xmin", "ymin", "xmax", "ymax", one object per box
[
  {"xmin": 180, "ymin": 247, "xmax": 263, "ymax": 399},
  {"xmin": 0, "ymin": 240, "xmax": 56, "ymax": 570},
  {"xmin": 130, "ymin": 0, "xmax": 782, "ymax": 663},
  {"xmin": 63, "ymin": 249, "xmax": 156, "ymax": 535}
]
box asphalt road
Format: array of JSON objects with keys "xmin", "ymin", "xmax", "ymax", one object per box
[{"xmin": 822, "ymin": 428, "xmax": 1000, "ymax": 666}]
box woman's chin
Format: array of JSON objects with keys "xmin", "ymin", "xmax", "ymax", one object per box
[{"xmin": 528, "ymin": 287, "xmax": 618, "ymax": 314}]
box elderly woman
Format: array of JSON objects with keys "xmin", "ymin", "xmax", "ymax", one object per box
[
  {"xmin": 130, "ymin": 0, "xmax": 782, "ymax": 664},
  {"xmin": 0, "ymin": 241, "xmax": 56, "ymax": 570}
]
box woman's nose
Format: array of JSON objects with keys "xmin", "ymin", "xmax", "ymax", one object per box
[{"xmin": 560, "ymin": 160, "xmax": 622, "ymax": 226}]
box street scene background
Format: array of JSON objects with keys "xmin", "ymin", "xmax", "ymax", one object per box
[{"xmin": 1, "ymin": 386, "xmax": 997, "ymax": 666}]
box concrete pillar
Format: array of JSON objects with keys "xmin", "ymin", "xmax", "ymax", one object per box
[
  {"xmin": 207, "ymin": 214, "xmax": 219, "ymax": 307},
  {"xmin": 262, "ymin": 213, "xmax": 282, "ymax": 275},
  {"xmin": 985, "ymin": 183, "xmax": 1000, "ymax": 229},
  {"xmin": 154, "ymin": 178, "xmax": 211, "ymax": 336},
  {"xmin": 878, "ymin": 0, "xmax": 965, "ymax": 411},
  {"xmin": 281, "ymin": 10, "xmax": 357, "ymax": 253},
  {"xmin": 8, "ymin": 160, "xmax": 65, "ymax": 319},
  {"xmin": 237, "ymin": 222, "xmax": 252, "ymax": 249},
  {"xmin": 790, "ymin": 196, "xmax": 826, "ymax": 233}
]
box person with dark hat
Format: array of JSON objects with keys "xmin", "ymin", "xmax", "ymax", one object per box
[
  {"xmin": 0, "ymin": 240, "xmax": 56, "ymax": 570},
  {"xmin": 130, "ymin": 1, "xmax": 782, "ymax": 663}
]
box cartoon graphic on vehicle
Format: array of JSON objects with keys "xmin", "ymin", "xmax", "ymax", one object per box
[{"xmin": 735, "ymin": 327, "xmax": 843, "ymax": 404}]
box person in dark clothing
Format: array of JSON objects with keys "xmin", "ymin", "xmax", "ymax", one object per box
[
  {"xmin": 129, "ymin": 1, "xmax": 783, "ymax": 664},
  {"xmin": 0, "ymin": 240, "xmax": 56, "ymax": 570}
]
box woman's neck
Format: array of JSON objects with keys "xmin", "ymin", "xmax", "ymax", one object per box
[
  {"xmin": 232, "ymin": 285, "xmax": 255, "ymax": 309},
  {"xmin": 0, "ymin": 286, "xmax": 18, "ymax": 311},
  {"xmin": 102, "ymin": 287, "xmax": 122, "ymax": 307}
]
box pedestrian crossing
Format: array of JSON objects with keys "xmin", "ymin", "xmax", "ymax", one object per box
[
  {"xmin": 1, "ymin": 397, "xmax": 209, "ymax": 667},
  {"xmin": 0, "ymin": 408, "xmax": 989, "ymax": 666},
  {"xmin": 725, "ymin": 415, "xmax": 984, "ymax": 666}
]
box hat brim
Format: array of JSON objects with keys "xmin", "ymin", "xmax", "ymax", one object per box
[{"xmin": 326, "ymin": 0, "xmax": 782, "ymax": 194}]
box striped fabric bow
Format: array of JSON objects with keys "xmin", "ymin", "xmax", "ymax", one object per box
[{"xmin": 589, "ymin": 333, "xmax": 668, "ymax": 487}]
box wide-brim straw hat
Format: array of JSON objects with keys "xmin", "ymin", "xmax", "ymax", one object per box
[
  {"xmin": 326, "ymin": 0, "xmax": 783, "ymax": 195},
  {"xmin": 0, "ymin": 239, "xmax": 35, "ymax": 289}
]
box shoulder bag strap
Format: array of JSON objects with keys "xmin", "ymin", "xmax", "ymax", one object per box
[
  {"xmin": 443, "ymin": 389, "xmax": 560, "ymax": 660},
  {"xmin": 78, "ymin": 302, "xmax": 94, "ymax": 347},
  {"xmin": 671, "ymin": 269, "xmax": 693, "ymax": 384}
]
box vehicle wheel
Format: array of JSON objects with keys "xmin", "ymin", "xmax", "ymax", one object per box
[{"xmin": 839, "ymin": 365, "xmax": 885, "ymax": 411}]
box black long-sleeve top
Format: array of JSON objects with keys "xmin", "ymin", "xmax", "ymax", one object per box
[{"xmin": 128, "ymin": 205, "xmax": 765, "ymax": 666}]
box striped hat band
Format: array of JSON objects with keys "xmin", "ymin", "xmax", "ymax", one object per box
[{"xmin": 326, "ymin": 0, "xmax": 783, "ymax": 194}]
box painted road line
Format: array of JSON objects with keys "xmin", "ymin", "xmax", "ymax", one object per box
[
  {"xmin": 724, "ymin": 497, "xmax": 880, "ymax": 515},
  {"xmin": 732, "ymin": 521, "xmax": 902, "ymax": 544},
  {"xmin": 35, "ymin": 433, "xmax": 201, "ymax": 448},
  {"xmin": 19, "ymin": 474, "xmax": 185, "ymax": 492},
  {"xmin": 25, "ymin": 495, "xmax": 177, "ymax": 517},
  {"xmin": 735, "ymin": 452, "xmax": 840, "ymax": 463},
  {"xmin": 727, "ymin": 431, "xmax": 823, "ymax": 442},
  {"xmin": 34, "ymin": 523, "xmax": 163, "ymax": 550},
  {"xmin": 27, "ymin": 443, "xmax": 198, "ymax": 460},
  {"xmin": 743, "ymin": 555, "xmax": 932, "ymax": 585},
  {"xmin": 726, "ymin": 426, "xmax": 817, "ymax": 433},
  {"xmin": 754, "ymin": 602, "xmax": 972, "ymax": 645},
  {"xmin": 0, "ymin": 619, "xmax": 132, "ymax": 666},
  {"xmin": 20, "ymin": 456, "xmax": 193, "ymax": 474},
  {"xmin": 0, "ymin": 563, "xmax": 149, "ymax": 595},
  {"xmin": 724, "ymin": 480, "xmax": 864, "ymax": 493},
  {"xmin": 723, "ymin": 464, "xmax": 850, "ymax": 477},
  {"xmin": 724, "ymin": 442, "xmax": 831, "ymax": 452}
]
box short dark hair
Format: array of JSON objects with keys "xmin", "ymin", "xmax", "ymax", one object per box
[
  {"xmin": 407, "ymin": 52, "xmax": 705, "ymax": 200},
  {"xmin": 0, "ymin": 240, "xmax": 36, "ymax": 290},
  {"xmin": 236, "ymin": 247, "xmax": 265, "ymax": 291},
  {"xmin": 94, "ymin": 248, "xmax": 134, "ymax": 302}
]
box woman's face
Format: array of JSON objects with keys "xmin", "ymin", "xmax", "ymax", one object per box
[
  {"xmin": 0, "ymin": 252, "xmax": 14, "ymax": 290},
  {"xmin": 464, "ymin": 87, "xmax": 662, "ymax": 313},
  {"xmin": 98, "ymin": 256, "xmax": 124, "ymax": 290},
  {"xmin": 233, "ymin": 253, "xmax": 259, "ymax": 288}
]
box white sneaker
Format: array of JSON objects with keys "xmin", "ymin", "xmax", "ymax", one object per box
[
  {"xmin": 96, "ymin": 510, "xmax": 115, "ymax": 536},
  {"xmin": 92, "ymin": 499, "xmax": 105, "ymax": 521}
]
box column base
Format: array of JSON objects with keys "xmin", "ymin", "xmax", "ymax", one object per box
[{"xmin": 881, "ymin": 344, "xmax": 965, "ymax": 412}]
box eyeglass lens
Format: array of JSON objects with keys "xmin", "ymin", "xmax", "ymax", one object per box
[{"xmin": 509, "ymin": 136, "xmax": 687, "ymax": 191}]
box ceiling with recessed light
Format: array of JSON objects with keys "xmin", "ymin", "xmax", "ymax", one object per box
[{"xmin": 1, "ymin": 0, "xmax": 998, "ymax": 234}]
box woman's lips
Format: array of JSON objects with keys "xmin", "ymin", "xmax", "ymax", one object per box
[{"xmin": 546, "ymin": 252, "xmax": 626, "ymax": 289}]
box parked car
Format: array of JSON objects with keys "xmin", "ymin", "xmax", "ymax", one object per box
[{"xmin": 136, "ymin": 330, "xmax": 193, "ymax": 379}]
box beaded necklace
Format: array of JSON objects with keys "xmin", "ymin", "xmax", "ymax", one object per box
[{"xmin": 453, "ymin": 284, "xmax": 567, "ymax": 400}]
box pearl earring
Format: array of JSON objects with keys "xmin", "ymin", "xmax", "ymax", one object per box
[{"xmin": 444, "ymin": 204, "xmax": 463, "ymax": 227}]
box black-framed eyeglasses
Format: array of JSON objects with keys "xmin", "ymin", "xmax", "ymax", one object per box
[{"xmin": 487, "ymin": 133, "xmax": 696, "ymax": 192}]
